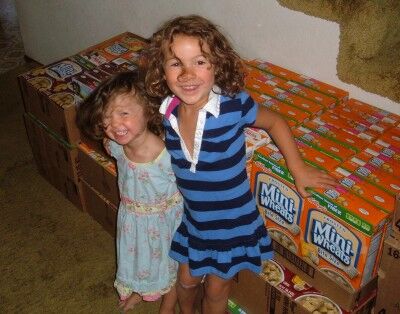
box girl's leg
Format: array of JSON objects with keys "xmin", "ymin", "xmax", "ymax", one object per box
[
  {"xmin": 202, "ymin": 274, "xmax": 232, "ymax": 314},
  {"xmin": 176, "ymin": 263, "xmax": 203, "ymax": 314},
  {"xmin": 118, "ymin": 292, "xmax": 142, "ymax": 313},
  {"xmin": 159, "ymin": 284, "xmax": 178, "ymax": 314}
]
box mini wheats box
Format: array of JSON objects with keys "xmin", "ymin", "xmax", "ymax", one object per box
[{"xmin": 251, "ymin": 144, "xmax": 390, "ymax": 291}]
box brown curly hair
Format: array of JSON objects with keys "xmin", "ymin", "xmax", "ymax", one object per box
[
  {"xmin": 76, "ymin": 71, "xmax": 163, "ymax": 140},
  {"xmin": 143, "ymin": 15, "xmax": 245, "ymax": 99}
]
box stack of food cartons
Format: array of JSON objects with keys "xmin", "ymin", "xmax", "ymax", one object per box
[
  {"xmin": 245, "ymin": 59, "xmax": 349, "ymax": 105},
  {"xmin": 70, "ymin": 32, "xmax": 148, "ymax": 236},
  {"xmin": 19, "ymin": 32, "xmax": 148, "ymax": 235},
  {"xmin": 242, "ymin": 61, "xmax": 400, "ymax": 311},
  {"xmin": 229, "ymin": 259, "xmax": 377, "ymax": 314}
]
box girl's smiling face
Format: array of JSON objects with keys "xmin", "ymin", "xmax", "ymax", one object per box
[
  {"xmin": 163, "ymin": 35, "xmax": 215, "ymax": 109},
  {"xmin": 102, "ymin": 93, "xmax": 148, "ymax": 147}
]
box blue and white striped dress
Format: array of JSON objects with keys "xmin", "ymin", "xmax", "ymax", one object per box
[{"xmin": 160, "ymin": 90, "xmax": 273, "ymax": 279}]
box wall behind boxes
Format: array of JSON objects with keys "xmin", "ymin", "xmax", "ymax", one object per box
[{"xmin": 15, "ymin": 0, "xmax": 400, "ymax": 114}]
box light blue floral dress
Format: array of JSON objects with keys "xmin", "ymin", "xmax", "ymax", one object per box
[{"xmin": 107, "ymin": 140, "xmax": 183, "ymax": 300}]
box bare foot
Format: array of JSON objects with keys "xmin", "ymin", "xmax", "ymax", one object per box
[{"xmin": 119, "ymin": 293, "xmax": 142, "ymax": 313}]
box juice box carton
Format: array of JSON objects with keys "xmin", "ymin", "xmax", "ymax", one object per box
[
  {"xmin": 251, "ymin": 146, "xmax": 390, "ymax": 291},
  {"xmin": 293, "ymin": 126, "xmax": 355, "ymax": 162},
  {"xmin": 331, "ymin": 166, "xmax": 396, "ymax": 214},
  {"xmin": 303, "ymin": 119, "xmax": 370, "ymax": 153},
  {"xmin": 317, "ymin": 111, "xmax": 379, "ymax": 142},
  {"xmin": 330, "ymin": 106, "xmax": 391, "ymax": 135},
  {"xmin": 245, "ymin": 59, "xmax": 349, "ymax": 104},
  {"xmin": 340, "ymin": 157, "xmax": 400, "ymax": 196},
  {"xmin": 247, "ymin": 89, "xmax": 310, "ymax": 126},
  {"xmin": 345, "ymin": 98, "xmax": 400, "ymax": 126},
  {"xmin": 245, "ymin": 76, "xmax": 324, "ymax": 117},
  {"xmin": 245, "ymin": 66, "xmax": 337, "ymax": 110}
]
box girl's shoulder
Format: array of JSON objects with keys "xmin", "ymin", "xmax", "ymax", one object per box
[
  {"xmin": 107, "ymin": 140, "xmax": 124, "ymax": 158},
  {"xmin": 220, "ymin": 90, "xmax": 252, "ymax": 104}
]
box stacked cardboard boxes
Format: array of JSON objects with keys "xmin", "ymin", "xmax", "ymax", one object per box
[
  {"xmin": 19, "ymin": 32, "xmax": 148, "ymax": 236},
  {"xmin": 242, "ymin": 60, "xmax": 400, "ymax": 313},
  {"xmin": 20, "ymin": 32, "xmax": 400, "ymax": 313}
]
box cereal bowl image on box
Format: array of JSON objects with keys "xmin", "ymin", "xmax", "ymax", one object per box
[
  {"xmin": 321, "ymin": 268, "xmax": 354, "ymax": 291},
  {"xmin": 296, "ymin": 294, "xmax": 342, "ymax": 314},
  {"xmin": 268, "ymin": 227, "xmax": 298, "ymax": 254},
  {"xmin": 260, "ymin": 260, "xmax": 284, "ymax": 286}
]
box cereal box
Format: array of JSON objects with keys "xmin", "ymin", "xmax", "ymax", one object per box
[
  {"xmin": 340, "ymin": 157, "xmax": 400, "ymax": 196},
  {"xmin": 247, "ymin": 89, "xmax": 310, "ymax": 126},
  {"xmin": 355, "ymin": 143, "xmax": 400, "ymax": 178},
  {"xmin": 295, "ymin": 140, "xmax": 341, "ymax": 172},
  {"xmin": 317, "ymin": 111, "xmax": 379, "ymax": 142},
  {"xmin": 79, "ymin": 32, "xmax": 147, "ymax": 65},
  {"xmin": 245, "ymin": 76, "xmax": 324, "ymax": 117},
  {"xmin": 345, "ymin": 98, "xmax": 400, "ymax": 126},
  {"xmin": 330, "ymin": 106, "xmax": 391, "ymax": 134},
  {"xmin": 293, "ymin": 126, "xmax": 355, "ymax": 162},
  {"xmin": 331, "ymin": 166, "xmax": 395, "ymax": 214},
  {"xmin": 245, "ymin": 66, "xmax": 337, "ymax": 110},
  {"xmin": 303, "ymin": 119, "xmax": 370, "ymax": 153},
  {"xmin": 251, "ymin": 146, "xmax": 390, "ymax": 291},
  {"xmin": 246, "ymin": 59, "xmax": 349, "ymax": 104},
  {"xmin": 377, "ymin": 127, "xmax": 400, "ymax": 148}
]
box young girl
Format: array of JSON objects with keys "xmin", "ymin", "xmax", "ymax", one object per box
[
  {"xmin": 144, "ymin": 15, "xmax": 337, "ymax": 314},
  {"xmin": 76, "ymin": 71, "xmax": 183, "ymax": 314}
]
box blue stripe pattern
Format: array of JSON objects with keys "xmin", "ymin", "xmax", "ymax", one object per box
[{"xmin": 166, "ymin": 91, "xmax": 273, "ymax": 279}]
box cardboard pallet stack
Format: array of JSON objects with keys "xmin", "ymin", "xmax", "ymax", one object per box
[
  {"xmin": 227, "ymin": 61, "xmax": 400, "ymax": 314},
  {"xmin": 19, "ymin": 32, "xmax": 400, "ymax": 313},
  {"xmin": 19, "ymin": 32, "xmax": 148, "ymax": 236}
]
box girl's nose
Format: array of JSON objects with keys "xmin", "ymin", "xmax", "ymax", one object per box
[{"xmin": 178, "ymin": 66, "xmax": 195, "ymax": 81}]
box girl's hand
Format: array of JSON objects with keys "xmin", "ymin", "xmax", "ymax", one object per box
[{"xmin": 291, "ymin": 163, "xmax": 338, "ymax": 198}]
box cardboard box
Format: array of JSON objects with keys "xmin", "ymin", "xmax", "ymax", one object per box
[
  {"xmin": 391, "ymin": 195, "xmax": 400, "ymax": 241},
  {"xmin": 24, "ymin": 112, "xmax": 78, "ymax": 181},
  {"xmin": 81, "ymin": 179, "xmax": 117, "ymax": 237},
  {"xmin": 318, "ymin": 111, "xmax": 380, "ymax": 142},
  {"xmin": 340, "ymin": 157, "xmax": 400, "ymax": 197},
  {"xmin": 78, "ymin": 32, "xmax": 147, "ymax": 66},
  {"xmin": 250, "ymin": 145, "xmax": 389, "ymax": 306},
  {"xmin": 245, "ymin": 76, "xmax": 324, "ymax": 117},
  {"xmin": 355, "ymin": 144, "xmax": 400, "ymax": 178},
  {"xmin": 18, "ymin": 59, "xmax": 84, "ymax": 145},
  {"xmin": 293, "ymin": 126, "xmax": 355, "ymax": 162},
  {"xmin": 304, "ymin": 119, "xmax": 370, "ymax": 153},
  {"xmin": 331, "ymin": 166, "xmax": 396, "ymax": 215},
  {"xmin": 246, "ymin": 59, "xmax": 349, "ymax": 104},
  {"xmin": 247, "ymin": 89, "xmax": 310, "ymax": 126},
  {"xmin": 345, "ymin": 98, "xmax": 400, "ymax": 126},
  {"xmin": 229, "ymin": 260, "xmax": 377, "ymax": 314},
  {"xmin": 245, "ymin": 65, "xmax": 338, "ymax": 110},
  {"xmin": 374, "ymin": 235, "xmax": 400, "ymax": 314},
  {"xmin": 330, "ymin": 106, "xmax": 391, "ymax": 135},
  {"xmin": 77, "ymin": 142, "xmax": 119, "ymax": 207}
]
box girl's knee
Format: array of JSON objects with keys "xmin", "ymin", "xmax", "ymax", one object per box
[{"xmin": 203, "ymin": 277, "xmax": 232, "ymax": 301}]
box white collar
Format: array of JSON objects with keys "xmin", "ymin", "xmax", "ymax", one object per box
[{"xmin": 160, "ymin": 86, "xmax": 221, "ymax": 118}]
